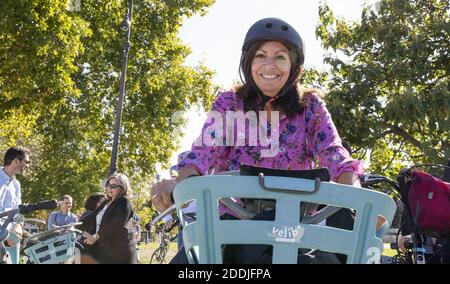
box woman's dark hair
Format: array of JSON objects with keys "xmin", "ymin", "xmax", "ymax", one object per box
[
  {"xmin": 236, "ymin": 40, "xmax": 322, "ymax": 117},
  {"xmin": 84, "ymin": 193, "xmax": 106, "ymax": 211},
  {"xmin": 342, "ymin": 141, "xmax": 352, "ymax": 156}
]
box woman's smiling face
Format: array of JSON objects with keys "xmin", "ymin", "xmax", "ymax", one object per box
[{"xmin": 251, "ymin": 41, "xmax": 292, "ymax": 98}]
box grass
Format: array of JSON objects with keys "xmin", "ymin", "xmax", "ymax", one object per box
[
  {"xmin": 137, "ymin": 241, "xmax": 179, "ymax": 264},
  {"xmin": 382, "ymin": 244, "xmax": 398, "ymax": 257}
]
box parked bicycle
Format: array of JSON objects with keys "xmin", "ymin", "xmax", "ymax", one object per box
[
  {"xmin": 1, "ymin": 199, "xmax": 85, "ymax": 264},
  {"xmin": 1, "ymin": 200, "xmax": 57, "ymax": 264},
  {"xmin": 22, "ymin": 222, "xmax": 84, "ymax": 264},
  {"xmin": 360, "ymin": 163, "xmax": 450, "ymax": 264},
  {"xmin": 149, "ymin": 218, "xmax": 179, "ymax": 264}
]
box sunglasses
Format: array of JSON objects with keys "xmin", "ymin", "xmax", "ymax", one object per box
[
  {"xmin": 19, "ymin": 158, "xmax": 31, "ymax": 164},
  {"xmin": 105, "ymin": 182, "xmax": 124, "ymax": 190}
]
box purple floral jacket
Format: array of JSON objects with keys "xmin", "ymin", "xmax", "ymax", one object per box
[{"xmin": 177, "ymin": 91, "xmax": 364, "ymax": 182}]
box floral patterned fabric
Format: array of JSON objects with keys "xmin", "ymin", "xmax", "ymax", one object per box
[{"xmin": 177, "ymin": 91, "xmax": 364, "ymax": 182}]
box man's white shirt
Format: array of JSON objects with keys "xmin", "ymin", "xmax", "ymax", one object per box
[{"xmin": 0, "ymin": 167, "xmax": 21, "ymax": 229}]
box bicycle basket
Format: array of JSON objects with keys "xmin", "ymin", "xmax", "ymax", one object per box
[
  {"xmin": 174, "ymin": 175, "xmax": 396, "ymax": 264},
  {"xmin": 23, "ymin": 232, "xmax": 77, "ymax": 264}
]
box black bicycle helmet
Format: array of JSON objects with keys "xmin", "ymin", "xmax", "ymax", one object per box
[{"xmin": 242, "ymin": 17, "xmax": 304, "ymax": 65}]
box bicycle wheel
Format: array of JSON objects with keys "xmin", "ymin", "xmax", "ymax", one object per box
[
  {"xmin": 150, "ymin": 248, "xmax": 159, "ymax": 264},
  {"xmin": 150, "ymin": 247, "xmax": 166, "ymax": 264},
  {"xmin": 158, "ymin": 247, "xmax": 167, "ymax": 264},
  {"xmin": 160, "ymin": 246, "xmax": 169, "ymax": 264}
]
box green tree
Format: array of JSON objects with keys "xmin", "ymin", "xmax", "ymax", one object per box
[
  {"xmin": 0, "ymin": 0, "xmax": 216, "ymax": 212},
  {"xmin": 316, "ymin": 0, "xmax": 449, "ymax": 175}
]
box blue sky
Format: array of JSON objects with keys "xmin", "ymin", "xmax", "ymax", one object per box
[{"xmin": 156, "ymin": 0, "xmax": 370, "ymax": 177}]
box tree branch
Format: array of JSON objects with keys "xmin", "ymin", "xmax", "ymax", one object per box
[
  {"xmin": 399, "ymin": 150, "xmax": 425, "ymax": 160},
  {"xmin": 380, "ymin": 121, "xmax": 423, "ymax": 149},
  {"xmin": 382, "ymin": 141, "xmax": 403, "ymax": 174},
  {"xmin": 441, "ymin": 140, "xmax": 450, "ymax": 151},
  {"xmin": 416, "ymin": 119, "xmax": 424, "ymax": 138},
  {"xmin": 376, "ymin": 130, "xmax": 394, "ymax": 139},
  {"xmin": 357, "ymin": 147, "xmax": 368, "ymax": 161}
]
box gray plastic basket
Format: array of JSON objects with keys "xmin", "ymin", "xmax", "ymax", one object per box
[
  {"xmin": 173, "ymin": 175, "xmax": 396, "ymax": 264},
  {"xmin": 23, "ymin": 232, "xmax": 76, "ymax": 264}
]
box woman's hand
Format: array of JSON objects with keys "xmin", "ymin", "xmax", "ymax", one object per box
[
  {"xmin": 82, "ymin": 231, "xmax": 92, "ymax": 239},
  {"xmin": 163, "ymin": 220, "xmax": 174, "ymax": 231},
  {"xmin": 336, "ymin": 171, "xmax": 361, "ymax": 187},
  {"xmin": 151, "ymin": 179, "xmax": 177, "ymax": 212},
  {"xmin": 151, "ymin": 166, "xmax": 200, "ymax": 212},
  {"xmin": 337, "ymin": 171, "xmax": 387, "ymax": 230},
  {"xmin": 84, "ymin": 235, "xmax": 97, "ymax": 245}
]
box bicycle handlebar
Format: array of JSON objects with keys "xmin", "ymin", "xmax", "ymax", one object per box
[
  {"xmin": 0, "ymin": 200, "xmax": 58, "ymax": 243},
  {"xmin": 0, "ymin": 199, "xmax": 57, "ymax": 219},
  {"xmin": 360, "ymin": 174, "xmax": 400, "ymax": 191},
  {"xmin": 151, "ymin": 204, "xmax": 176, "ymax": 226},
  {"xmin": 18, "ymin": 200, "xmax": 58, "ymax": 214}
]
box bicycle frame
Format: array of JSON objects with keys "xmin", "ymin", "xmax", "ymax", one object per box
[
  {"xmin": 149, "ymin": 219, "xmax": 179, "ymax": 264},
  {"xmin": 0, "ymin": 200, "xmax": 72, "ymax": 264}
]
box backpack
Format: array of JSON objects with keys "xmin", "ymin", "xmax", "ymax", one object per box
[{"xmin": 399, "ymin": 167, "xmax": 450, "ymax": 237}]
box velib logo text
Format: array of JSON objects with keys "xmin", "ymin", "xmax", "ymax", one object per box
[{"xmin": 268, "ymin": 224, "xmax": 305, "ymax": 243}]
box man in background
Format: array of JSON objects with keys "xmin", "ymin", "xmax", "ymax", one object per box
[{"xmin": 0, "ymin": 146, "xmax": 31, "ymax": 263}]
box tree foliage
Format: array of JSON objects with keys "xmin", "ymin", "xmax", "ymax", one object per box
[
  {"xmin": 316, "ymin": 0, "xmax": 449, "ymax": 175},
  {"xmin": 0, "ymin": 0, "xmax": 216, "ymax": 216}
]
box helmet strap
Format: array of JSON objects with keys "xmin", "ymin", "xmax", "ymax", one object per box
[{"xmin": 267, "ymin": 95, "xmax": 279, "ymax": 105}]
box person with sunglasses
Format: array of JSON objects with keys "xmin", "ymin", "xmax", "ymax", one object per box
[
  {"xmin": 1, "ymin": 146, "xmax": 30, "ymax": 263},
  {"xmin": 79, "ymin": 173, "xmax": 136, "ymax": 264}
]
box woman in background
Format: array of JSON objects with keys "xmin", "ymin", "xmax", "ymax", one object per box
[{"xmin": 80, "ymin": 173, "xmax": 136, "ymax": 264}]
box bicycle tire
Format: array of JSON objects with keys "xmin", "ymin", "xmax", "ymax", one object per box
[
  {"xmin": 150, "ymin": 249, "xmax": 159, "ymax": 264},
  {"xmin": 150, "ymin": 247, "xmax": 167, "ymax": 264},
  {"xmin": 158, "ymin": 247, "xmax": 167, "ymax": 264}
]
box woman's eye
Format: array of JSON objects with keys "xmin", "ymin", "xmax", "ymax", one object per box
[
  {"xmin": 255, "ymin": 54, "xmax": 265, "ymax": 59},
  {"xmin": 276, "ymin": 55, "xmax": 287, "ymax": 60}
]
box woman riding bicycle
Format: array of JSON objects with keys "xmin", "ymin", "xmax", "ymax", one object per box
[{"xmin": 151, "ymin": 17, "xmax": 370, "ymax": 263}]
